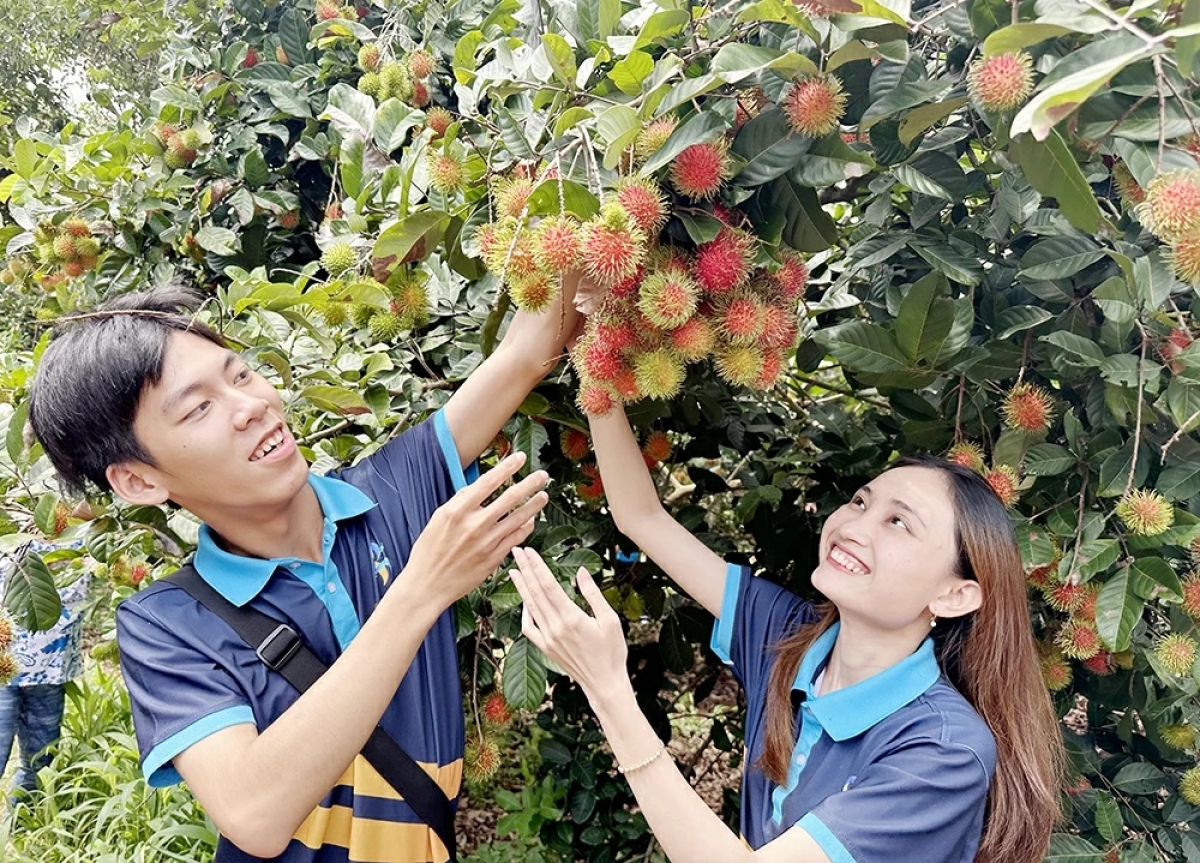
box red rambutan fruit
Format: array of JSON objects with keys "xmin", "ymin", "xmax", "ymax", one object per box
[
  {"xmin": 1167, "ymin": 228, "xmax": 1200, "ymax": 286},
  {"xmin": 426, "ymin": 107, "xmax": 453, "ymax": 137},
  {"xmin": 1001, "ymin": 382, "xmax": 1054, "ymax": 434},
  {"xmin": 641, "ymin": 430, "xmax": 672, "ymax": 464},
  {"xmin": 1056, "ymin": 620, "xmax": 1101, "ymax": 660},
  {"xmin": 669, "ymin": 317, "xmax": 716, "ymax": 361},
  {"xmin": 719, "ymin": 296, "xmax": 765, "ymax": 345},
  {"xmin": 580, "ymin": 206, "xmax": 647, "ymax": 287},
  {"xmin": 494, "ymin": 177, "xmax": 536, "ymax": 219},
  {"xmin": 693, "ymin": 228, "xmax": 755, "ymax": 294},
  {"xmin": 533, "ymin": 216, "xmax": 583, "ymax": 274},
  {"xmin": 967, "ymin": 52, "xmax": 1034, "ymax": 113},
  {"xmin": 782, "ymin": 74, "xmax": 848, "ymax": 138},
  {"xmin": 408, "ymin": 49, "xmax": 435, "ymax": 79},
  {"xmin": 615, "ymin": 177, "xmax": 669, "ymax": 236},
  {"xmin": 668, "ymin": 140, "xmax": 731, "ymax": 201},
  {"xmin": 576, "ymin": 463, "xmax": 606, "ymax": 503},
  {"xmin": 984, "ymin": 464, "xmax": 1020, "ymax": 508},
  {"xmin": 1182, "ymin": 572, "xmax": 1200, "ymax": 619},
  {"xmin": 771, "ymin": 250, "xmax": 809, "ymax": 299},
  {"xmin": 578, "ymin": 384, "xmax": 615, "ymax": 416},
  {"xmin": 482, "ymin": 691, "xmax": 513, "ymax": 726},
  {"xmin": 1082, "ymin": 650, "xmax": 1114, "ymax": 676},
  {"xmin": 560, "ymin": 428, "xmax": 591, "ymax": 461}
]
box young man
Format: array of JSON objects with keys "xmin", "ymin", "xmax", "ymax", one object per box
[{"xmin": 28, "ymin": 281, "xmax": 580, "ymax": 862}]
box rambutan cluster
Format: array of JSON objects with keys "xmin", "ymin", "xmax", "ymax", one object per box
[
  {"xmin": 154, "ymin": 123, "xmax": 204, "ymax": 170},
  {"xmin": 316, "ymin": 270, "xmax": 429, "ymax": 339},
  {"xmin": 570, "ymin": 231, "xmax": 806, "ymax": 413},
  {"xmin": 31, "ymin": 218, "xmax": 101, "ymax": 283},
  {"xmin": 358, "ymin": 48, "xmax": 434, "ymax": 107}
]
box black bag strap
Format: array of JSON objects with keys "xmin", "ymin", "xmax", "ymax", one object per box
[{"xmin": 166, "ymin": 564, "xmax": 457, "ymax": 860}]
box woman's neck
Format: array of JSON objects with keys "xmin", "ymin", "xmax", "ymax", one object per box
[{"xmin": 818, "ymin": 615, "xmax": 930, "ymax": 696}]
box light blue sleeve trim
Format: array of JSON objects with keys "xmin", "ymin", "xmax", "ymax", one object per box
[
  {"xmin": 433, "ymin": 409, "xmax": 477, "ymax": 491},
  {"xmin": 797, "ymin": 813, "xmax": 858, "ymax": 863},
  {"xmin": 143, "ymin": 705, "xmax": 255, "ymax": 787},
  {"xmin": 708, "ymin": 563, "xmax": 742, "ymax": 665}
]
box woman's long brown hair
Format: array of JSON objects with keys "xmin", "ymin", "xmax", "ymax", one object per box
[{"xmin": 758, "ymin": 457, "xmax": 1065, "ymax": 863}]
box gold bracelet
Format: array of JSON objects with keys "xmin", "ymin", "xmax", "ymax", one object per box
[{"xmin": 617, "ymin": 743, "xmax": 667, "ymax": 776}]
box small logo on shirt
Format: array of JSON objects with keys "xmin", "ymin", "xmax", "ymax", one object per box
[
  {"xmin": 841, "ymin": 775, "xmax": 858, "ymax": 792},
  {"xmin": 370, "ymin": 540, "xmax": 392, "ymax": 584}
]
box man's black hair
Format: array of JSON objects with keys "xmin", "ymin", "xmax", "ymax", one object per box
[{"xmin": 28, "ymin": 288, "xmax": 227, "ymax": 495}]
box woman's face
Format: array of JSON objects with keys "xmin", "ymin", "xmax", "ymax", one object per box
[{"xmin": 813, "ymin": 465, "xmax": 966, "ymax": 632}]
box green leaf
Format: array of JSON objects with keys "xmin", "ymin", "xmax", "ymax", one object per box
[
  {"xmin": 240, "ymin": 147, "xmax": 269, "ymax": 188},
  {"xmin": 526, "ymin": 180, "xmax": 600, "ymax": 221},
  {"xmin": 1011, "ymin": 43, "xmax": 1154, "ymax": 141},
  {"xmin": 984, "ymin": 23, "xmax": 1075, "ymax": 55},
  {"xmin": 1111, "ymin": 762, "xmax": 1167, "ymax": 795},
  {"xmin": 788, "ymin": 133, "xmax": 874, "ymax": 188},
  {"xmin": 1019, "ymin": 236, "xmax": 1105, "ymax": 279},
  {"xmin": 1097, "ymin": 438, "xmax": 1148, "ymax": 497},
  {"xmin": 1091, "ymin": 276, "xmax": 1138, "ymax": 324},
  {"xmin": 5, "ymin": 399, "xmax": 27, "ymax": 465},
  {"xmin": 1130, "ymin": 556, "xmax": 1183, "ymax": 600},
  {"xmin": 1157, "ymin": 461, "xmax": 1200, "ymax": 501},
  {"xmin": 323, "ymin": 83, "xmax": 377, "ymax": 139},
  {"xmin": 895, "ymin": 272, "xmax": 950, "ymax": 363},
  {"xmin": 1041, "ymin": 331, "xmax": 1105, "ymax": 367},
  {"xmin": 608, "ymin": 50, "xmax": 653, "ymax": 96},
  {"xmin": 502, "ymin": 636, "xmax": 547, "ymax": 710},
  {"xmin": 1096, "ymin": 567, "xmax": 1143, "ymax": 652},
  {"xmin": 373, "ymin": 100, "xmax": 422, "ymax": 153},
  {"xmin": 512, "ymin": 420, "xmax": 550, "ymax": 472},
  {"xmin": 298, "ymin": 385, "xmax": 371, "ymax": 416},
  {"xmin": 1178, "ymin": 0, "xmax": 1200, "ymax": 77},
  {"xmin": 639, "ymin": 111, "xmax": 727, "ymax": 177},
  {"xmin": 1025, "ymin": 444, "xmax": 1075, "ymax": 476},
  {"xmin": 227, "ymin": 188, "xmax": 256, "ymax": 226},
  {"xmin": 898, "ymin": 97, "xmax": 968, "ymax": 145},
  {"xmin": 1043, "ymin": 834, "xmax": 1101, "ymax": 863},
  {"xmin": 815, "ymin": 321, "xmax": 909, "ymax": 373},
  {"xmin": 279, "ymin": 8, "xmax": 312, "ymax": 67},
  {"xmin": 732, "ymin": 110, "xmax": 813, "ymax": 187},
  {"xmin": 860, "ymin": 80, "xmax": 951, "ymax": 130},
  {"xmin": 913, "ymin": 243, "xmax": 983, "ymax": 286},
  {"xmin": 633, "ymin": 9, "xmax": 690, "ymax": 49},
  {"xmin": 3, "ymin": 550, "xmax": 62, "ymax": 632},
  {"xmin": 373, "ymin": 212, "xmax": 450, "ymax": 275},
  {"xmin": 751, "ymin": 178, "xmax": 839, "ymax": 252},
  {"xmin": 709, "ymin": 44, "xmax": 815, "ymax": 83},
  {"xmin": 1164, "ymin": 377, "xmax": 1200, "ymax": 433},
  {"xmin": 595, "ymin": 104, "xmax": 640, "ymax": 164},
  {"xmin": 676, "ymin": 211, "xmax": 724, "ymax": 244},
  {"xmin": 195, "ymin": 226, "xmax": 240, "ymax": 256},
  {"xmin": 1132, "ymin": 252, "xmax": 1174, "ymax": 311},
  {"xmin": 1093, "ymin": 792, "xmax": 1122, "ymax": 845},
  {"xmin": 968, "ymin": 0, "xmax": 1009, "ymax": 39},
  {"xmin": 1012, "ymin": 131, "xmax": 1105, "ymax": 233},
  {"xmin": 994, "ymin": 306, "xmax": 1053, "ymax": 340},
  {"xmin": 659, "ymin": 615, "xmax": 694, "ymax": 674}
]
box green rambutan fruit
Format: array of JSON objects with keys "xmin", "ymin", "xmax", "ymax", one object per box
[
  {"xmin": 358, "ymin": 44, "xmax": 381, "ymax": 72},
  {"xmin": 368, "ymin": 310, "xmax": 406, "ymax": 341},
  {"xmin": 637, "ymin": 270, "xmax": 699, "ymax": 330},
  {"xmin": 428, "ymin": 153, "xmax": 464, "ymax": 193},
  {"xmin": 714, "ymin": 345, "xmax": 763, "ymax": 387},
  {"xmin": 358, "ymin": 72, "xmax": 381, "ymax": 97},
  {"xmin": 321, "ymin": 241, "xmax": 358, "ymax": 276},
  {"xmin": 509, "ymin": 272, "xmax": 559, "ymax": 312},
  {"xmin": 633, "ymin": 349, "xmax": 685, "ymax": 400},
  {"xmin": 635, "ymin": 116, "xmax": 678, "ymax": 162},
  {"xmin": 493, "ymin": 177, "xmax": 536, "ymax": 220},
  {"xmin": 1115, "ymin": 488, "xmax": 1174, "ymax": 536}
]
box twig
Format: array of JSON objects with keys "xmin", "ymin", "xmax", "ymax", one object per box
[
  {"xmin": 1078, "ymin": 0, "xmax": 1156, "ymax": 46},
  {"xmin": 1154, "ymin": 55, "xmax": 1168, "ymax": 169},
  {"xmin": 1125, "ymin": 322, "xmax": 1148, "ymax": 494},
  {"xmin": 1160, "ymin": 407, "xmax": 1200, "ymax": 458},
  {"xmin": 299, "ymin": 420, "xmax": 353, "ymax": 446}
]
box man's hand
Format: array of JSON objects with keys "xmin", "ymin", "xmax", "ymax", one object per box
[{"xmin": 402, "ymin": 452, "xmax": 549, "ymax": 606}]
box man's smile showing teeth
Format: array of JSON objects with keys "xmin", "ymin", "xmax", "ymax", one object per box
[
  {"xmin": 251, "ymin": 429, "xmax": 285, "ymax": 461},
  {"xmin": 829, "ymin": 545, "xmax": 868, "ymax": 574}
]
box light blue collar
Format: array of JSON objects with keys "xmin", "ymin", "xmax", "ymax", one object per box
[
  {"xmin": 793, "ymin": 622, "xmax": 941, "ymax": 741},
  {"xmin": 193, "ymin": 473, "xmax": 375, "ymax": 606}
]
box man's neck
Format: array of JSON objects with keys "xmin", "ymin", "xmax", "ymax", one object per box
[{"xmin": 202, "ymin": 481, "xmax": 326, "ymax": 564}]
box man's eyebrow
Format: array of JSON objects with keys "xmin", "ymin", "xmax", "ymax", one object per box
[{"xmin": 161, "ymin": 352, "xmax": 238, "ymax": 415}]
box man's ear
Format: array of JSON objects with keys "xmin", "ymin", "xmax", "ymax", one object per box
[
  {"xmin": 106, "ymin": 462, "xmax": 170, "ymax": 506},
  {"xmin": 930, "ymin": 578, "xmax": 983, "ymax": 621}
]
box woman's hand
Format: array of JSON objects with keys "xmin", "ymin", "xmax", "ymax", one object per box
[{"xmin": 509, "ymin": 547, "xmax": 630, "ymax": 700}]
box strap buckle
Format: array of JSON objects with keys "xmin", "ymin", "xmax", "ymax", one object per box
[{"xmin": 256, "ymin": 624, "xmax": 301, "ymax": 671}]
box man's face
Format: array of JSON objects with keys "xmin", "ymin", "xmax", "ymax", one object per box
[{"xmin": 128, "ymin": 331, "xmax": 308, "ymax": 517}]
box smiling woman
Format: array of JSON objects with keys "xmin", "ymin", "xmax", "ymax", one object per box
[{"xmin": 509, "ymin": 408, "xmax": 1067, "ymax": 863}]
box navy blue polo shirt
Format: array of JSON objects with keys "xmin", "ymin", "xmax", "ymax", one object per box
[
  {"xmin": 711, "ymin": 564, "xmax": 996, "ymax": 863},
  {"xmin": 117, "ymin": 410, "xmax": 477, "ymax": 863}
]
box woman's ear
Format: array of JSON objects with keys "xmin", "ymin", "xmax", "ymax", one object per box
[
  {"xmin": 930, "ymin": 578, "xmax": 983, "ymax": 620},
  {"xmin": 106, "ymin": 462, "xmax": 170, "ymax": 506}
]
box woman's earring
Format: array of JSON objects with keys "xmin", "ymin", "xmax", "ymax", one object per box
[{"xmin": 929, "ymin": 614, "xmax": 937, "ymax": 629}]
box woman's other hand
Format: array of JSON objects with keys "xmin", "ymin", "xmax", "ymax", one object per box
[{"xmin": 510, "ymin": 547, "xmax": 630, "ymax": 700}]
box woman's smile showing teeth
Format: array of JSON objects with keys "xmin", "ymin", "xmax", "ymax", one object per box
[
  {"xmin": 828, "ymin": 544, "xmax": 869, "ymax": 574},
  {"xmin": 251, "ymin": 428, "xmax": 285, "ymax": 461}
]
